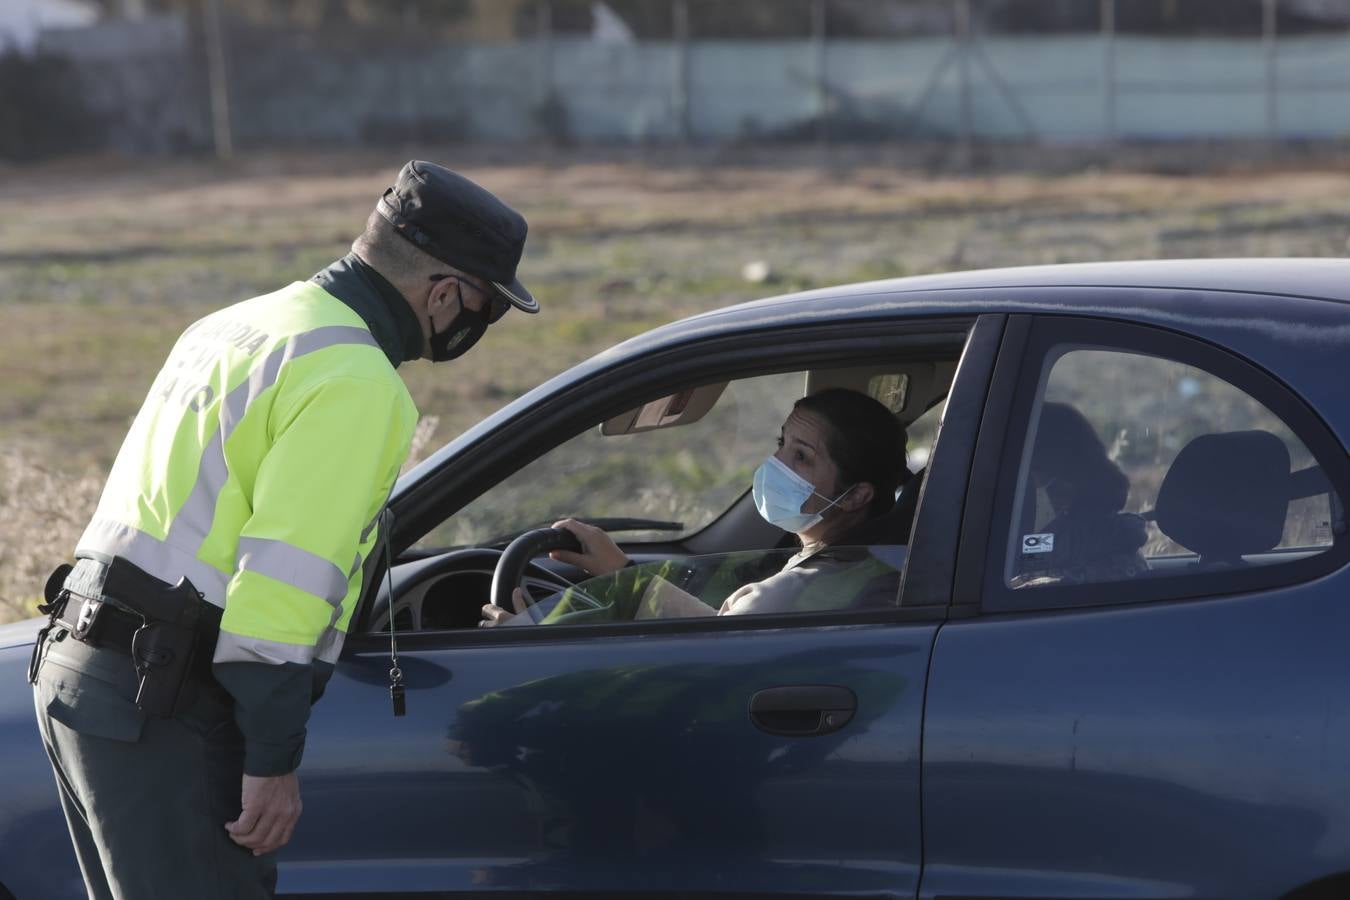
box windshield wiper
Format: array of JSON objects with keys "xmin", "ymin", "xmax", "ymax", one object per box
[
  {"xmin": 484, "ymin": 518, "xmax": 684, "ymax": 548},
  {"xmin": 578, "ymin": 517, "xmax": 684, "ymax": 534}
]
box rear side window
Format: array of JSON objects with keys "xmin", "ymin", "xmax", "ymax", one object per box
[{"xmin": 1006, "ymin": 346, "xmax": 1341, "ymax": 591}]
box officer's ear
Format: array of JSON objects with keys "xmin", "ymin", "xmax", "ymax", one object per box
[{"xmin": 426, "ymin": 276, "xmax": 458, "ymax": 317}]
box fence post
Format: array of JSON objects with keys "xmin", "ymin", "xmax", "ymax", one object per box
[
  {"xmin": 402, "ymin": 0, "xmax": 420, "ymax": 142},
  {"xmin": 1263, "ymin": 0, "xmax": 1278, "ymax": 140},
  {"xmin": 955, "ymin": 0, "xmax": 973, "ymax": 154},
  {"xmin": 812, "ymin": 0, "xmax": 828, "ymax": 145},
  {"xmin": 673, "ymin": 0, "xmax": 690, "ymax": 143},
  {"xmin": 536, "ymin": 0, "xmax": 555, "ymax": 140},
  {"xmin": 1102, "ymin": 0, "xmax": 1116, "ymax": 143},
  {"xmin": 203, "ymin": 0, "xmax": 233, "ymax": 161}
]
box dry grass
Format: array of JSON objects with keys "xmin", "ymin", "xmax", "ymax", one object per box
[
  {"xmin": 0, "ymin": 447, "xmax": 104, "ymax": 621},
  {"xmin": 3, "ymin": 143, "xmax": 1350, "ymax": 622}
]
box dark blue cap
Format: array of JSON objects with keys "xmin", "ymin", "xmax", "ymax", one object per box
[{"xmin": 377, "ymin": 160, "xmax": 538, "ymax": 314}]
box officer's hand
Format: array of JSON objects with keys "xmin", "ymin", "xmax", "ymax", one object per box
[
  {"xmin": 549, "ymin": 518, "xmax": 628, "ymax": 576},
  {"xmin": 226, "ymin": 772, "xmax": 302, "ymax": 856}
]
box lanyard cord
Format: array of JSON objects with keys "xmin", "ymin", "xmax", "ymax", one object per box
[{"xmin": 380, "ymin": 507, "xmax": 406, "ymax": 716}]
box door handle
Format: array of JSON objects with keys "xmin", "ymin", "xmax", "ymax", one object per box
[{"xmin": 749, "ymin": 685, "xmax": 857, "ymax": 736}]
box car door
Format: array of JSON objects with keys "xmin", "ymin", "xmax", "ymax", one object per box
[
  {"xmin": 276, "ymin": 313, "xmax": 1006, "ymax": 898},
  {"xmin": 920, "ymin": 314, "xmax": 1350, "ymax": 900}
]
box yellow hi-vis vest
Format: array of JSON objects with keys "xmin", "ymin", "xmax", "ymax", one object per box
[{"xmin": 77, "ymin": 281, "xmax": 419, "ymax": 668}]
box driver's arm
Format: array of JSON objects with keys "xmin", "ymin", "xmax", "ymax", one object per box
[{"xmin": 547, "ymin": 518, "xmax": 629, "ymax": 576}]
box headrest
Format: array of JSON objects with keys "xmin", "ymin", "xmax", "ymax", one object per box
[
  {"xmin": 1154, "ymin": 431, "xmax": 1290, "ymax": 562},
  {"xmin": 840, "ymin": 469, "xmax": 925, "ymax": 546}
]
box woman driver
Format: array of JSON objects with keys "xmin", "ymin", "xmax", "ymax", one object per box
[{"xmin": 481, "ymin": 387, "xmax": 911, "ymax": 624}]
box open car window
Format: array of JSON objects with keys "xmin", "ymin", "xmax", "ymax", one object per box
[
  {"xmin": 388, "ymin": 351, "xmax": 958, "ymax": 634},
  {"xmin": 414, "ymin": 372, "xmax": 804, "ymax": 550}
]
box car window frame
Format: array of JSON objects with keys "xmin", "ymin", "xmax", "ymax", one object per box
[
  {"xmin": 351, "ymin": 313, "xmax": 1002, "ymax": 641},
  {"xmin": 955, "ymin": 313, "xmax": 1350, "ymax": 615}
]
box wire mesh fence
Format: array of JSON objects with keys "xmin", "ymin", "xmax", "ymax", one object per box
[{"xmin": 12, "ymin": 0, "xmax": 1350, "ymax": 158}]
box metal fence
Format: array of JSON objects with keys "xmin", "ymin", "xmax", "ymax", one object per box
[{"xmin": 26, "ymin": 0, "xmax": 1350, "ymax": 158}]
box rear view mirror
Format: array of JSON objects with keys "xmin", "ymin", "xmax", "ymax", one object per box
[{"xmin": 601, "ymin": 382, "xmax": 729, "ymax": 435}]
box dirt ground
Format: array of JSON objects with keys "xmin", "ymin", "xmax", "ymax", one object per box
[{"xmin": 3, "ymin": 141, "xmax": 1350, "ymax": 619}]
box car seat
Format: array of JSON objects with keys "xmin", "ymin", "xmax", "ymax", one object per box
[{"xmin": 1152, "ymin": 430, "xmax": 1291, "ymax": 567}]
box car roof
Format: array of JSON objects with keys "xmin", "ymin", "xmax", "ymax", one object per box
[
  {"xmin": 590, "ymin": 257, "xmax": 1339, "ymax": 348},
  {"xmin": 598, "ymin": 256, "xmax": 1350, "ymax": 365},
  {"xmin": 708, "ymin": 257, "xmax": 1350, "ymax": 322},
  {"xmin": 801, "ymin": 257, "xmax": 1350, "ymax": 304}
]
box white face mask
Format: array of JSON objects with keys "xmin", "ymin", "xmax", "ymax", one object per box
[{"xmin": 751, "ymin": 455, "xmax": 852, "ymax": 533}]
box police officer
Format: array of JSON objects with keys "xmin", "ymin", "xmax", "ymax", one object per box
[{"xmin": 30, "ymin": 160, "xmax": 538, "ymax": 899}]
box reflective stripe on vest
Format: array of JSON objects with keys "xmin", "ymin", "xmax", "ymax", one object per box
[
  {"xmin": 164, "ymin": 325, "xmax": 376, "ymax": 557},
  {"xmin": 76, "ymin": 282, "xmax": 417, "ymax": 662}
]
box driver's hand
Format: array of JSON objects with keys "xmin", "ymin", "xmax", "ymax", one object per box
[
  {"xmin": 550, "ymin": 518, "xmax": 629, "ymax": 576},
  {"xmin": 480, "ymin": 587, "xmax": 531, "ymax": 627}
]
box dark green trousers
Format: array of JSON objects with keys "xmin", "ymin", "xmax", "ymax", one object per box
[{"xmin": 32, "ymin": 628, "xmax": 276, "ymax": 900}]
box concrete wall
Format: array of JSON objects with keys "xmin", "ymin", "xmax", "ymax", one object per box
[
  {"xmin": 29, "ymin": 19, "xmax": 1350, "ymax": 152},
  {"xmin": 37, "ymin": 15, "xmax": 207, "ymax": 153}
]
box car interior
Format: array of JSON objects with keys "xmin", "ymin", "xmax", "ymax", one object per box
[
  {"xmin": 1010, "ymin": 406, "xmax": 1341, "ymax": 587},
  {"xmin": 365, "ymin": 356, "xmax": 961, "ymax": 634}
]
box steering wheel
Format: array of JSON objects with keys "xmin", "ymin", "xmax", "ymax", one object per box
[{"xmin": 490, "ymin": 527, "xmax": 584, "ymax": 612}]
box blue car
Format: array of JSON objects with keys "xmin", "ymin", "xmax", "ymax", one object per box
[{"xmin": 3, "ymin": 259, "xmax": 1350, "ymax": 899}]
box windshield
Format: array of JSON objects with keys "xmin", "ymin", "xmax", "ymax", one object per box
[{"xmin": 415, "ymin": 372, "xmax": 805, "ymax": 549}]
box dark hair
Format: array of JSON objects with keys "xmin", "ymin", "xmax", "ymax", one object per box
[
  {"xmin": 1031, "ymin": 402, "xmax": 1130, "ymax": 514},
  {"xmin": 793, "ymin": 388, "xmax": 911, "ymax": 518}
]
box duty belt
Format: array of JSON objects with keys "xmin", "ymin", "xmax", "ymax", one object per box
[
  {"xmin": 32, "ymin": 556, "xmax": 220, "ymax": 717},
  {"xmin": 53, "ymin": 591, "xmax": 142, "ymax": 654},
  {"xmin": 52, "ymin": 556, "xmax": 188, "ymax": 654}
]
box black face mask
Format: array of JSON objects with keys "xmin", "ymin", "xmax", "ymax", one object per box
[{"xmin": 428, "ymin": 283, "xmax": 490, "ymax": 362}]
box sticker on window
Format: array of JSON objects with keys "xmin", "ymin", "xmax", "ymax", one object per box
[{"xmin": 1021, "ymin": 533, "xmax": 1055, "ymax": 555}]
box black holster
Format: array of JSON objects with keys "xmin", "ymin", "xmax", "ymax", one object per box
[{"xmin": 120, "ymin": 574, "xmax": 213, "ymax": 718}]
